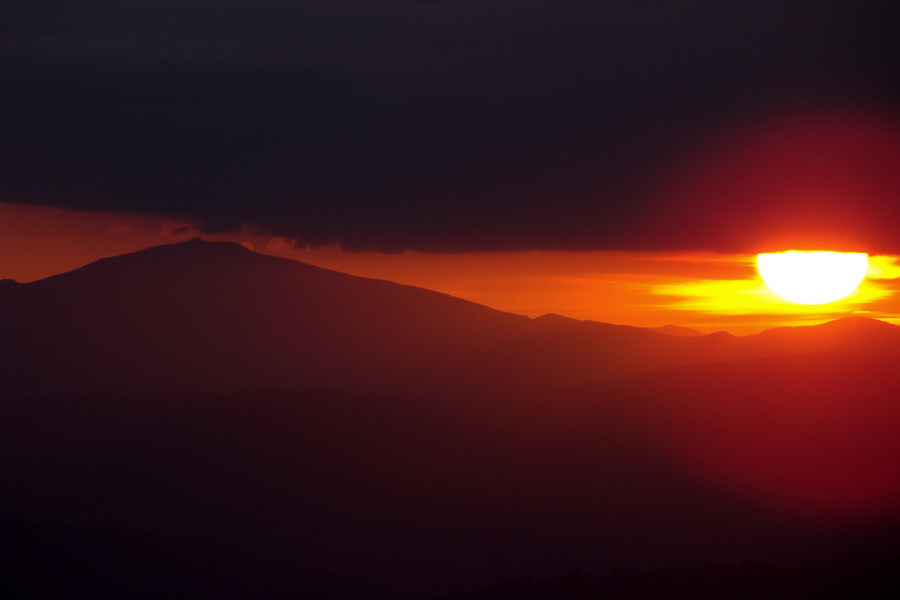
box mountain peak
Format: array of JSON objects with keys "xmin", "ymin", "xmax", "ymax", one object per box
[
  {"xmin": 176, "ymin": 237, "xmax": 243, "ymax": 248},
  {"xmin": 96, "ymin": 237, "xmax": 259, "ymax": 263},
  {"xmin": 534, "ymin": 313, "xmax": 581, "ymax": 324},
  {"xmin": 650, "ymin": 324, "xmax": 705, "ymax": 337},
  {"xmin": 141, "ymin": 237, "xmax": 252, "ymax": 256},
  {"xmin": 761, "ymin": 316, "xmax": 898, "ymax": 338},
  {"xmin": 25, "ymin": 237, "xmax": 302, "ymax": 294}
]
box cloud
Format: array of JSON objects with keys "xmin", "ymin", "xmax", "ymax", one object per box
[{"xmin": 2, "ymin": 2, "xmax": 899, "ymax": 252}]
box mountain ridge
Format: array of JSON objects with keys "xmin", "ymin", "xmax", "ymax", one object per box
[
  {"xmin": 2, "ymin": 239, "xmax": 898, "ymax": 400},
  {"xmin": 9, "ymin": 238, "xmax": 897, "ymax": 337}
]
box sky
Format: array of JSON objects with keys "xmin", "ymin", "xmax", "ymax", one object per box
[{"xmin": 3, "ymin": 2, "xmax": 900, "ymax": 331}]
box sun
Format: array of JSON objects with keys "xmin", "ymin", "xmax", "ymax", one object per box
[{"xmin": 757, "ymin": 251, "xmax": 869, "ymax": 305}]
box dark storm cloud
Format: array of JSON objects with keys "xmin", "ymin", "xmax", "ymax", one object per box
[{"xmin": 2, "ymin": 1, "xmax": 899, "ymax": 251}]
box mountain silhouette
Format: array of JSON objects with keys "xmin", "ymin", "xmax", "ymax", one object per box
[
  {"xmin": 3, "ymin": 238, "xmax": 899, "ymax": 399},
  {"xmin": 0, "ymin": 239, "xmax": 533, "ymax": 397},
  {"xmin": 2, "ymin": 239, "xmax": 900, "ymax": 596}
]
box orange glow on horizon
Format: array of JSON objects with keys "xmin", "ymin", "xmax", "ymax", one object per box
[
  {"xmin": 3, "ymin": 201, "xmax": 900, "ymax": 335},
  {"xmin": 651, "ymin": 253, "xmax": 900, "ymax": 330}
]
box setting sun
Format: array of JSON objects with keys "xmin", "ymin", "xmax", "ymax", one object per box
[{"xmin": 757, "ymin": 251, "xmax": 869, "ymax": 305}]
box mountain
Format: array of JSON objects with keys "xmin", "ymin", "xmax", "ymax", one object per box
[
  {"xmin": 2, "ymin": 239, "xmax": 698, "ymax": 399},
  {"xmin": 0, "ymin": 239, "xmax": 531, "ymax": 398},
  {"xmin": 3, "ymin": 238, "xmax": 899, "ymax": 400},
  {"xmin": 1, "ymin": 240, "xmax": 694, "ymax": 399},
  {"xmin": 751, "ymin": 315, "xmax": 900, "ymax": 355},
  {"xmin": 2, "ymin": 239, "xmax": 900, "ymax": 596}
]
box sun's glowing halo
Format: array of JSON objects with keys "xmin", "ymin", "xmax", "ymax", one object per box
[{"xmin": 757, "ymin": 251, "xmax": 869, "ymax": 305}]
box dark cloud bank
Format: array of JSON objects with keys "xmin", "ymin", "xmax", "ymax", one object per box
[{"xmin": 2, "ymin": 1, "xmax": 899, "ymax": 252}]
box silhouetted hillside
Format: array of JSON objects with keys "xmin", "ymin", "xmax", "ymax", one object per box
[
  {"xmin": 451, "ymin": 557, "xmax": 900, "ymax": 600},
  {"xmin": 1, "ymin": 239, "xmax": 693, "ymax": 399},
  {"xmin": 1, "ymin": 516, "xmax": 390, "ymax": 600},
  {"xmin": 0, "ymin": 239, "xmax": 531, "ymax": 398}
]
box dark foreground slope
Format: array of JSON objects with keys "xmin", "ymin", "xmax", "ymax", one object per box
[
  {"xmin": 3, "ymin": 353, "xmax": 900, "ymax": 595},
  {"xmin": 4, "ymin": 518, "xmax": 897, "ymax": 600},
  {"xmin": 456, "ymin": 558, "xmax": 900, "ymax": 600},
  {"xmin": 1, "ymin": 516, "xmax": 390, "ymax": 600}
]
